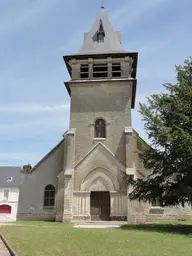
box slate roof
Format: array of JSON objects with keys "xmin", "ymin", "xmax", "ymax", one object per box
[
  {"xmin": 0, "ymin": 167, "xmax": 24, "ymax": 187},
  {"xmin": 77, "ymin": 6, "xmax": 126, "ymax": 55}
]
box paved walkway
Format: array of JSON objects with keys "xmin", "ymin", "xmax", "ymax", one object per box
[
  {"xmin": 73, "ymin": 221, "xmax": 127, "ymax": 229},
  {"xmin": 0, "ymin": 237, "xmax": 10, "ymax": 256},
  {"xmin": 74, "ymin": 224, "xmax": 120, "ymax": 228}
]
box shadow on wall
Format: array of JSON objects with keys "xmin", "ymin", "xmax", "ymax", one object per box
[{"xmin": 120, "ymin": 222, "xmax": 192, "ymax": 236}]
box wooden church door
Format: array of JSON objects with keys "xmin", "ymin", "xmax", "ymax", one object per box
[{"xmin": 90, "ymin": 191, "xmax": 110, "ymax": 221}]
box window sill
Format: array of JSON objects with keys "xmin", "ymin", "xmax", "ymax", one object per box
[
  {"xmin": 43, "ymin": 206, "xmax": 55, "ymax": 210},
  {"xmin": 93, "ymin": 138, "xmax": 106, "ymax": 141},
  {"xmin": 150, "ymin": 206, "xmax": 164, "ymax": 209}
]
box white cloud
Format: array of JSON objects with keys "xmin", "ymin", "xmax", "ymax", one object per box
[
  {"xmin": 0, "ymin": 0, "xmax": 63, "ymax": 35},
  {"xmin": 0, "ymin": 152, "xmax": 40, "ymax": 164},
  {"xmin": 135, "ymin": 93, "xmax": 149, "ymax": 107},
  {"xmin": 51, "ymin": 29, "xmax": 85, "ymax": 56},
  {"xmin": 132, "ymin": 87, "xmax": 168, "ymax": 144},
  {"xmin": 0, "ymin": 103, "xmax": 70, "ymax": 140},
  {"xmin": 0, "ymin": 103, "xmax": 70, "ymax": 113},
  {"xmin": 110, "ymin": 0, "xmax": 168, "ymax": 29},
  {"xmin": 0, "ymin": 121, "xmax": 67, "ymax": 142},
  {"xmin": 0, "ymin": 116, "xmax": 64, "ymax": 132}
]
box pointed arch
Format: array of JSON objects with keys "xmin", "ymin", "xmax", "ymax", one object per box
[{"xmin": 80, "ymin": 167, "xmax": 119, "ymax": 191}]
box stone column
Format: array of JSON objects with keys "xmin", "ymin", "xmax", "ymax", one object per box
[
  {"xmin": 88, "ymin": 58, "xmax": 93, "ymax": 79},
  {"xmin": 56, "ymin": 171, "xmax": 65, "ymax": 222},
  {"xmin": 124, "ymin": 127, "xmax": 135, "ymax": 175},
  {"xmin": 127, "ymin": 184, "xmax": 135, "ymax": 223},
  {"xmin": 110, "ymin": 192, "xmax": 127, "ymax": 220},
  {"xmin": 123, "ymin": 56, "xmax": 134, "ymax": 78},
  {"xmin": 63, "ymin": 129, "xmax": 76, "ymax": 221},
  {"xmin": 73, "ymin": 191, "xmax": 90, "ymax": 220},
  {"xmin": 63, "ymin": 173, "xmax": 74, "ymax": 220},
  {"xmin": 110, "ymin": 191, "xmax": 118, "ymax": 218},
  {"xmin": 107, "ymin": 57, "xmax": 112, "ymax": 78},
  {"xmin": 127, "ymin": 184, "xmax": 146, "ymax": 224},
  {"xmin": 71, "ymin": 59, "xmax": 78, "ymax": 80},
  {"xmin": 124, "ymin": 128, "xmax": 136, "ymax": 223}
]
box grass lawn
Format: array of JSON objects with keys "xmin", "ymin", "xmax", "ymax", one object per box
[{"xmin": 0, "ymin": 221, "xmax": 192, "ymax": 256}]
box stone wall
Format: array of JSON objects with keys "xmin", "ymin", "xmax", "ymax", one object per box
[
  {"xmin": 18, "ymin": 141, "xmax": 64, "ymax": 217},
  {"xmin": 17, "ymin": 212, "xmax": 56, "ymax": 221},
  {"xmin": 146, "ymin": 204, "xmax": 192, "ymax": 222},
  {"xmin": 70, "ymin": 80, "xmax": 133, "ymax": 165},
  {"xmin": 127, "ymin": 199, "xmax": 192, "ymax": 224}
]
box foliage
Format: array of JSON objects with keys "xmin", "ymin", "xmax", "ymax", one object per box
[{"xmin": 129, "ymin": 57, "xmax": 192, "ymax": 206}]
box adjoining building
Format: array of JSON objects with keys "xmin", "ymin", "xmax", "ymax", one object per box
[
  {"xmin": 0, "ymin": 167, "xmax": 23, "ymax": 222},
  {"xmin": 16, "ymin": 5, "xmax": 192, "ymax": 223}
]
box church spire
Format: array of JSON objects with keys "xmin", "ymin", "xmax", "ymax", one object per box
[{"xmin": 77, "ymin": 4, "xmax": 125, "ymax": 54}]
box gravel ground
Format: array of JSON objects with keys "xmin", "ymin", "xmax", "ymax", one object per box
[{"xmin": 0, "ymin": 237, "xmax": 9, "ymax": 255}]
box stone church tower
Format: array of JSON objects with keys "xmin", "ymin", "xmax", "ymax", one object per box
[
  {"xmin": 17, "ymin": 5, "xmax": 192, "ymax": 223},
  {"xmin": 56, "ymin": 5, "xmax": 139, "ymax": 221}
]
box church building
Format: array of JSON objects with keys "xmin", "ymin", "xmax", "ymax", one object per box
[{"xmin": 17, "ymin": 5, "xmax": 192, "ymax": 223}]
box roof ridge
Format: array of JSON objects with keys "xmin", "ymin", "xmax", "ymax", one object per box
[
  {"xmin": 27, "ymin": 137, "xmax": 65, "ymax": 173},
  {"xmin": 0, "ymin": 166, "xmax": 21, "ymax": 169}
]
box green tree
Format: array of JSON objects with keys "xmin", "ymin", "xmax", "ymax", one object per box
[{"xmin": 129, "ymin": 57, "xmax": 192, "ymax": 206}]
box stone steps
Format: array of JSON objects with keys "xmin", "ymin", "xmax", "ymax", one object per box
[{"xmin": 72, "ymin": 221, "xmax": 127, "ymax": 228}]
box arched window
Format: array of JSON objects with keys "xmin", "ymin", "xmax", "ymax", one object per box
[
  {"xmin": 97, "ymin": 32, "xmax": 105, "ymax": 43},
  {"xmin": 95, "ymin": 119, "xmax": 106, "ymax": 138},
  {"xmin": 44, "ymin": 185, "xmax": 55, "ymax": 207},
  {"xmin": 0, "ymin": 205, "xmax": 11, "ymax": 214},
  {"xmin": 97, "ymin": 19, "xmax": 105, "ymax": 43}
]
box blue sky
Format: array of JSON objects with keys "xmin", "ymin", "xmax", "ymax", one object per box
[{"xmin": 0, "ymin": 0, "xmax": 191, "ymax": 166}]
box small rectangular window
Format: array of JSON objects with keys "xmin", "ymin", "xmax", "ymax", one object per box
[
  {"xmin": 4, "ymin": 190, "xmax": 9, "ymax": 200},
  {"xmin": 112, "ymin": 63, "xmax": 121, "ymax": 77},
  {"xmin": 93, "ymin": 63, "xmax": 108, "ymax": 78},
  {"xmin": 80, "ymin": 64, "xmax": 89, "ymax": 79}
]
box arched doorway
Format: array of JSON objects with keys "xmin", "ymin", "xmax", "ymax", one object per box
[
  {"xmin": 0, "ymin": 205, "xmax": 11, "ymax": 214},
  {"xmin": 80, "ymin": 167, "xmax": 120, "ymax": 221},
  {"xmin": 90, "ymin": 191, "xmax": 110, "ymax": 221}
]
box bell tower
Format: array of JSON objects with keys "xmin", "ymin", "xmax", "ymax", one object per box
[{"xmin": 63, "ymin": 5, "xmax": 138, "ymax": 165}]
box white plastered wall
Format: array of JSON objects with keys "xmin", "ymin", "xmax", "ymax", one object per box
[{"xmin": 0, "ymin": 187, "xmax": 19, "ymax": 222}]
